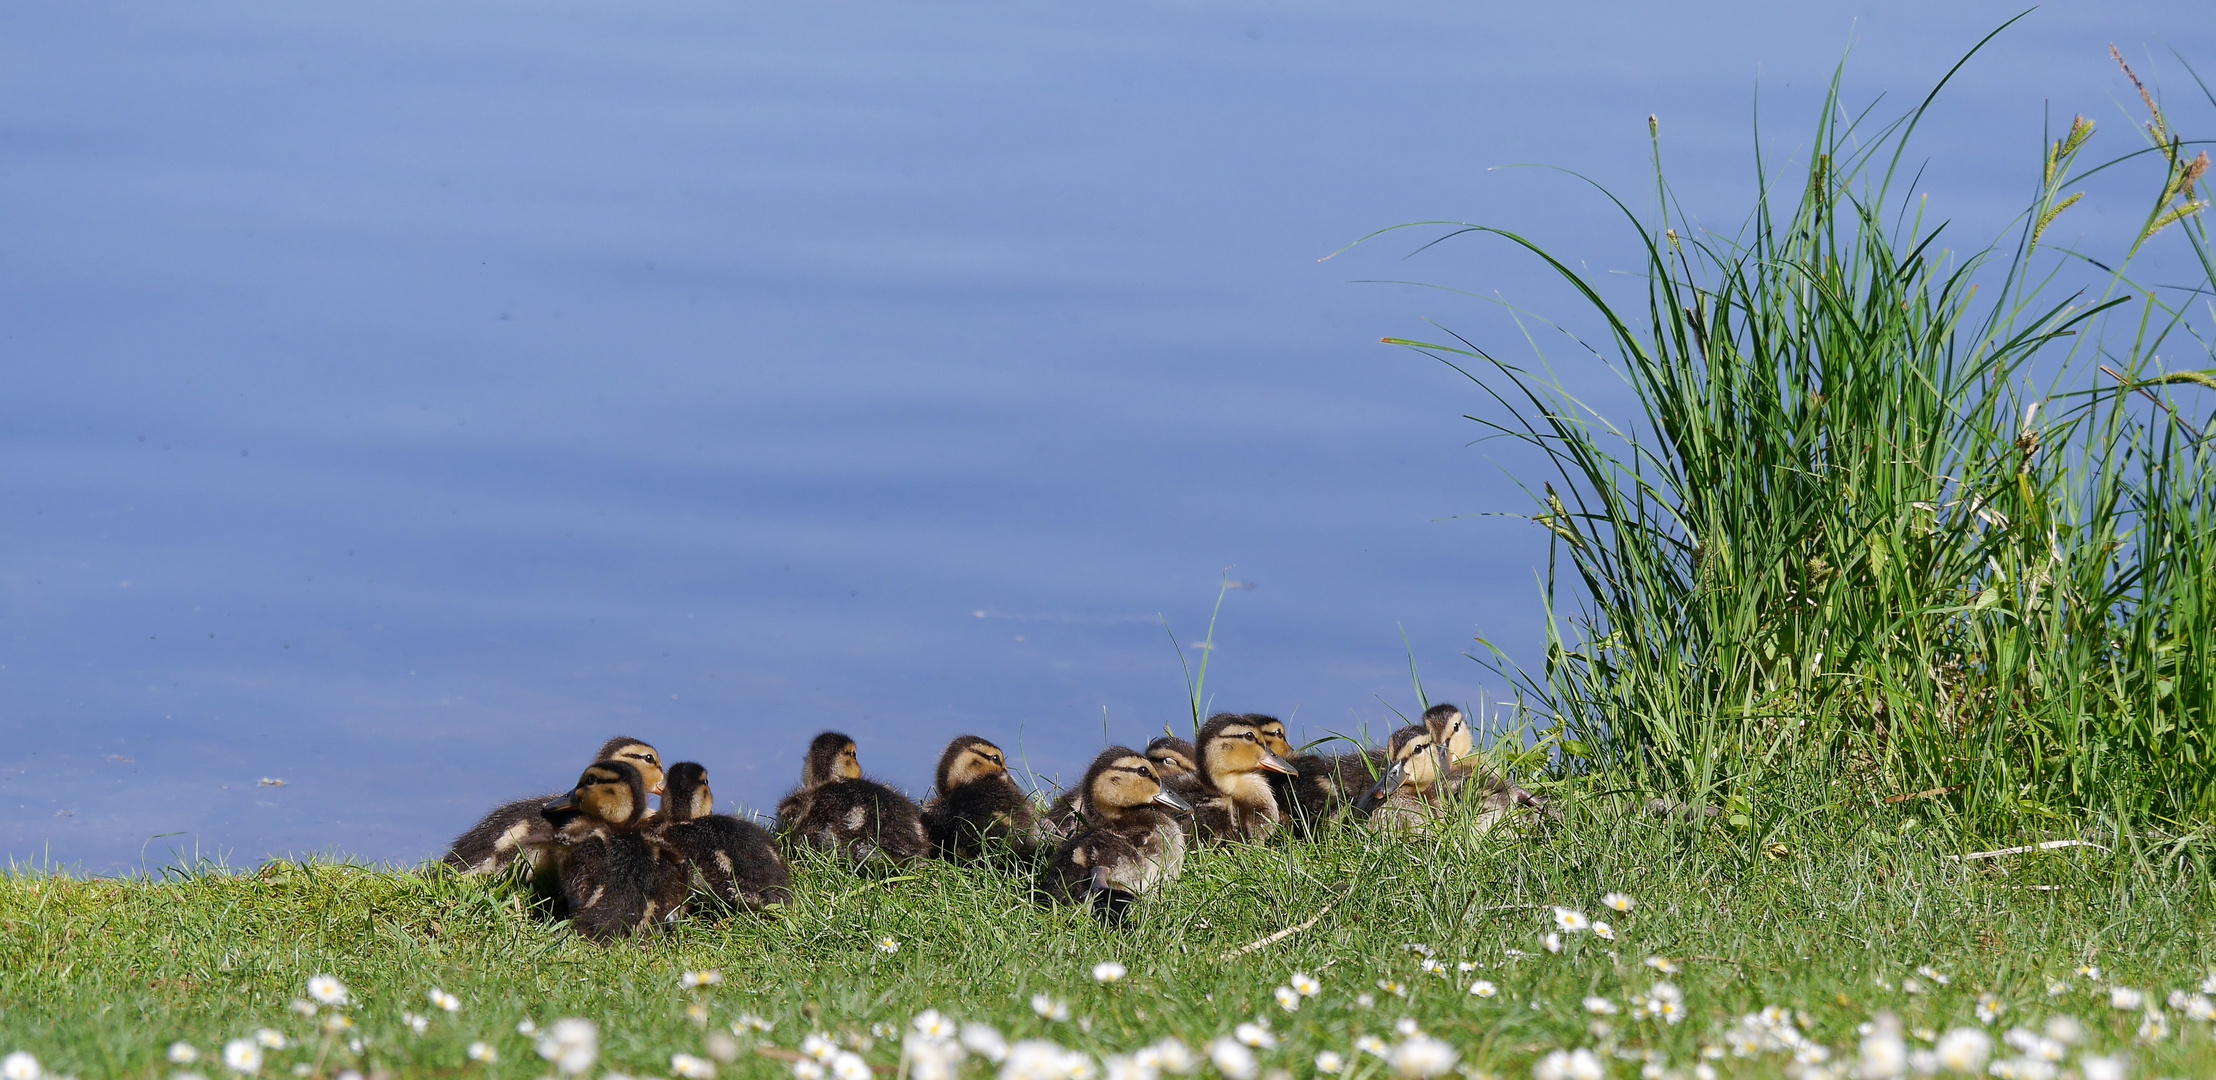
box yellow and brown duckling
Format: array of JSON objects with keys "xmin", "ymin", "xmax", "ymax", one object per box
[
  {"xmin": 921, "ymin": 735, "xmax": 1046, "ymax": 862},
  {"xmin": 1168, "ymin": 713, "xmax": 1300, "ymax": 844},
  {"xmin": 1044, "ymin": 746, "xmax": 1192, "ymax": 924},
  {"xmin": 1045, "ymin": 733, "xmax": 1199, "ymax": 837},
  {"xmin": 444, "ymin": 736, "xmax": 666, "ymax": 883},
  {"xmin": 775, "ymin": 731, "xmax": 931, "ymax": 870},
  {"xmin": 540, "ymin": 759, "xmax": 686, "ymax": 941},
  {"xmin": 1144, "ymin": 735, "xmax": 1198, "ymax": 780},
  {"xmin": 1244, "ymin": 714, "xmax": 1381, "ymax": 838},
  {"xmin": 1352, "ymin": 708, "xmax": 1554, "ymax": 833},
  {"xmin": 654, "ymin": 762, "xmax": 793, "ymax": 912}
]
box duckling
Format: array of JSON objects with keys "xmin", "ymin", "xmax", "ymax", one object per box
[
  {"xmin": 1243, "ymin": 714, "xmax": 1381, "ymax": 838},
  {"xmin": 540, "ymin": 759, "xmax": 685, "ymax": 941},
  {"xmin": 921, "ymin": 736, "xmax": 1046, "ymax": 862},
  {"xmin": 1352, "ymin": 717, "xmax": 1553, "ymax": 834},
  {"xmin": 775, "ymin": 731, "xmax": 931, "ymax": 869},
  {"xmin": 1168, "ymin": 714, "xmax": 1300, "ymax": 844},
  {"xmin": 1044, "ymin": 733, "xmax": 1198, "ymax": 837},
  {"xmin": 655, "ymin": 762, "xmax": 793, "ymax": 911},
  {"xmin": 1044, "ymin": 746, "xmax": 1192, "ymax": 923},
  {"xmin": 444, "ymin": 736, "xmax": 667, "ymax": 884}
]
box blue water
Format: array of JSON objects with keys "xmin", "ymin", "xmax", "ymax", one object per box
[{"xmin": 3, "ymin": 0, "xmax": 2208, "ymax": 874}]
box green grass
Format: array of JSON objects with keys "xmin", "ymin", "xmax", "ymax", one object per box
[
  {"xmin": 1375, "ymin": 32, "xmax": 2216, "ymax": 829},
  {"xmin": 4, "ymin": 789, "xmax": 2214, "ymax": 1079}
]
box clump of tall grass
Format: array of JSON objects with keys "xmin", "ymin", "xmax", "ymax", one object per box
[{"xmin": 1382, "ymin": 37, "xmax": 2215, "ymax": 829}]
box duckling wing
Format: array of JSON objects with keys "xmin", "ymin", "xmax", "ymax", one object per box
[
  {"xmin": 444, "ymin": 793, "xmax": 561, "ymax": 876},
  {"xmin": 928, "ymin": 781, "xmax": 1044, "ymax": 862},
  {"xmin": 674, "ymin": 817, "xmax": 794, "ymax": 910},
  {"xmin": 561, "ymin": 832, "xmax": 664, "ymax": 942}
]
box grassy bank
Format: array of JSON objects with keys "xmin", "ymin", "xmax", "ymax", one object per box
[
  {"xmin": 3, "ymin": 789, "xmax": 2214, "ymax": 1080},
  {"xmin": 1381, "ymin": 37, "xmax": 2216, "ymax": 829}
]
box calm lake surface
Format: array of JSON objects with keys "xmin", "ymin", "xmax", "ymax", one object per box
[{"xmin": 3, "ymin": 0, "xmax": 2208, "ymax": 873}]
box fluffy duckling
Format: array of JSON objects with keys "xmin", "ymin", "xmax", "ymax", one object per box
[
  {"xmin": 541, "ymin": 759, "xmax": 685, "ymax": 941},
  {"xmin": 444, "ymin": 736, "xmax": 667, "ymax": 883},
  {"xmin": 1044, "ymin": 733, "xmax": 1197, "ymax": 837},
  {"xmin": 1168, "ymin": 714, "xmax": 1300, "ymax": 844},
  {"xmin": 1044, "ymin": 746, "xmax": 1192, "ymax": 923},
  {"xmin": 921, "ymin": 735, "xmax": 1046, "ymax": 862},
  {"xmin": 1352, "ymin": 715, "xmax": 1553, "ymax": 834},
  {"xmin": 655, "ymin": 762, "xmax": 793, "ymax": 912},
  {"xmin": 1242, "ymin": 714, "xmax": 1381, "ymax": 838},
  {"xmin": 776, "ymin": 731, "xmax": 931, "ymax": 869}
]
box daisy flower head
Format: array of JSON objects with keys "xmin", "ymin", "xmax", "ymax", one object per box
[
  {"xmin": 402, "ymin": 1013, "xmax": 429, "ymax": 1036},
  {"xmin": 2045, "ymin": 982, "xmax": 2069, "ymax": 998},
  {"xmin": 1543, "ymin": 934, "xmax": 1564, "ymax": 954},
  {"xmin": 1585, "ymin": 997, "xmax": 1620, "ymax": 1016},
  {"xmin": 223, "ymin": 1040, "xmax": 263, "ymax": 1076},
  {"xmin": 1657, "ymin": 999, "xmax": 1687, "ymax": 1025},
  {"xmin": 307, "ymin": 975, "xmax": 350, "ymax": 1008},
  {"xmin": 0, "ymin": 1054, "xmax": 38, "ymax": 1080},
  {"xmin": 1533, "ymin": 1048, "xmax": 1605, "ymax": 1080},
  {"xmin": 2075, "ymin": 966, "xmax": 2102, "ymax": 983},
  {"xmin": 913, "ymin": 1011, "xmax": 957, "ymax": 1040},
  {"xmin": 830, "ymin": 1052, "xmax": 871, "ymax": 1080},
  {"xmin": 961, "ymin": 1024, "xmax": 1010, "ymax": 1064},
  {"xmin": 2135, "ymin": 1012, "xmax": 2167, "ymax": 1043},
  {"xmin": 320, "ymin": 1015, "xmax": 353, "ymax": 1036},
  {"xmin": 1974, "ymin": 996, "xmax": 2004, "ymax": 1025},
  {"xmin": 802, "ymin": 1035, "xmax": 841, "ymax": 1063},
  {"xmin": 2080, "ymin": 1057, "xmax": 2124, "ymax": 1080},
  {"xmin": 2110, "ymin": 987, "xmax": 2144, "ymax": 1011},
  {"xmin": 793, "ymin": 1061, "xmax": 825, "ymax": 1080},
  {"xmin": 537, "ymin": 1019, "xmax": 600, "ymax": 1076},
  {"xmin": 254, "ymin": 1030, "xmax": 287, "ymax": 1050},
  {"xmin": 877, "ymin": 937, "xmax": 900, "ymax": 954},
  {"xmin": 1355, "ymin": 994, "xmax": 1376, "ymax": 1010},
  {"xmin": 1593, "ymin": 922, "xmax": 1616, "ymax": 942},
  {"xmin": 1388, "ymin": 1037, "xmax": 1458, "ymax": 1079},
  {"xmin": 1207, "ymin": 1038, "xmax": 1257, "ymax": 1080},
  {"xmin": 672, "ymin": 1052, "xmax": 716, "ymax": 1080},
  {"xmin": 1932, "ymin": 1029, "xmax": 1989, "ymax": 1074},
  {"xmin": 1917, "ymin": 967, "xmax": 1950, "ymax": 987},
  {"xmin": 1273, "ymin": 987, "xmax": 1299, "ymax": 1012},
  {"xmin": 2203, "ymin": 972, "xmax": 2216, "ymax": 994},
  {"xmin": 691, "ymin": 1003, "xmax": 714, "ymax": 1026},
  {"xmin": 1093, "ymin": 962, "xmax": 1128, "ymax": 985},
  {"xmin": 2181, "ymin": 994, "xmax": 2216, "ymax": 1022},
  {"xmin": 1469, "ymin": 980, "xmax": 1498, "ymax": 999},
  {"xmin": 1355, "ymin": 1037, "xmax": 1389, "ymax": 1058},
  {"xmin": 1314, "ymin": 1052, "xmax": 1346, "ymax": 1075},
  {"xmin": 1376, "ymin": 980, "xmax": 1407, "ymax": 998},
  {"xmin": 1141, "ymin": 1037, "xmax": 1195, "ymax": 1076},
  {"xmin": 735, "ymin": 1015, "xmax": 776, "ymax": 1034},
  {"xmin": 170, "ymin": 1044, "xmax": 201, "ymax": 1065},
  {"xmin": 682, "ymin": 970, "xmax": 725, "ymax": 989},
  {"xmin": 1603, "ymin": 893, "xmax": 1635, "ymax": 913},
  {"xmin": 517, "ymin": 1020, "xmax": 539, "ymax": 1037},
  {"xmin": 1645, "ymin": 957, "xmax": 1679, "ymax": 974},
  {"xmin": 421, "ymin": 988, "xmax": 460, "ymax": 1013},
  {"xmin": 1102, "ymin": 1055, "xmax": 1155, "ymax": 1080},
  {"xmin": 1554, "ymin": 908, "xmax": 1590, "ymax": 933},
  {"xmin": 1234, "ymin": 1021, "xmax": 1276, "ymax": 1048},
  {"xmin": 1031, "ymin": 995, "xmax": 1071, "ymax": 1022},
  {"xmin": 1904, "ymin": 980, "xmax": 1926, "ymax": 996},
  {"xmin": 290, "ymin": 999, "xmax": 318, "ymax": 1018},
  {"xmin": 467, "ymin": 1043, "xmax": 497, "ymax": 1064},
  {"xmin": 1419, "ymin": 957, "xmax": 1446, "ymax": 975},
  {"xmin": 1289, "ymin": 973, "xmax": 1320, "ymax": 997}
]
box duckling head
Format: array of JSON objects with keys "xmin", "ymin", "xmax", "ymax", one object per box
[
  {"xmin": 802, "ymin": 731, "xmax": 864, "ymax": 786},
  {"xmin": 935, "ymin": 735, "xmax": 1010, "ymax": 793},
  {"xmin": 1421, "ymin": 703, "xmax": 1474, "ymax": 763},
  {"xmin": 1196, "ymin": 715, "xmax": 1299, "ymax": 795},
  {"xmin": 1246, "ymin": 714, "xmax": 1296, "ymax": 759},
  {"xmin": 544, "ymin": 759, "xmax": 651, "ymax": 830},
  {"xmin": 662, "ymin": 761, "xmax": 713, "ymax": 823},
  {"xmin": 595, "ymin": 736, "xmax": 667, "ymax": 796},
  {"xmin": 1142, "ymin": 735, "xmax": 1197, "ymax": 778},
  {"xmin": 1081, "ymin": 747, "xmax": 1192, "ymax": 818},
  {"xmin": 1352, "ymin": 725, "xmax": 1451, "ymax": 818}
]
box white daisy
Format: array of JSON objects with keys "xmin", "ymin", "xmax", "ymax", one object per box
[
  {"xmin": 1031, "ymin": 995, "xmax": 1071, "ymax": 1022},
  {"xmin": 877, "ymin": 937, "xmax": 900, "ymax": 954},
  {"xmin": 1354, "ymin": 1037, "xmax": 1388, "ymax": 1058},
  {"xmin": 1289, "ymin": 973, "xmax": 1320, "ymax": 997},
  {"xmin": 1585, "ymin": 997, "xmax": 1619, "ymax": 1016},
  {"xmin": 2079, "ymin": 1057, "xmax": 2124, "ymax": 1080},
  {"xmin": 1393, "ymin": 1019, "xmax": 1419, "ymax": 1038},
  {"xmin": 1, "ymin": 1053, "xmax": 38, "ymax": 1080},
  {"xmin": 682, "ymin": 971, "xmax": 725, "ymax": 989},
  {"xmin": 1469, "ymin": 981, "xmax": 1498, "ymax": 999},
  {"xmin": 1092, "ymin": 962, "xmax": 1128, "ymax": 984},
  {"xmin": 1592, "ymin": 922, "xmax": 1616, "ymax": 941},
  {"xmin": 803, "ymin": 1034, "xmax": 842, "ymax": 1063},
  {"xmin": 223, "ymin": 1040, "xmax": 263, "ymax": 1076},
  {"xmin": 830, "ymin": 1052, "xmax": 871, "ymax": 1080},
  {"xmin": 1975, "ymin": 996, "xmax": 2003, "ymax": 1025},
  {"xmin": 1272, "ymin": 987, "xmax": 1299, "ymax": 1012},
  {"xmin": 253, "ymin": 1031, "xmax": 287, "ymax": 1050},
  {"xmin": 536, "ymin": 1019, "xmax": 599, "ymax": 1076},
  {"xmin": 960, "ymin": 1025, "xmax": 1010, "ymax": 1064},
  {"xmin": 1141, "ymin": 1038, "xmax": 1194, "ymax": 1075},
  {"xmin": 793, "ymin": 1061, "xmax": 825, "ymax": 1080},
  {"xmin": 1645, "ymin": 957, "xmax": 1679, "ymax": 974},
  {"xmin": 1314, "ymin": 1052, "xmax": 1345, "ymax": 1075},
  {"xmin": 169, "ymin": 1044, "xmax": 201, "ymax": 1065},
  {"xmin": 1206, "ymin": 1039, "xmax": 1256, "ymax": 1080},
  {"xmin": 1543, "ymin": 934, "xmax": 1563, "ymax": 954},
  {"xmin": 1933, "ymin": 1029, "xmax": 1989, "ymax": 1074},
  {"xmin": 1553, "ymin": 907, "xmax": 1590, "ymax": 932},
  {"xmin": 1602, "ymin": 893, "xmax": 1635, "ymax": 912},
  {"xmin": 1233, "ymin": 1023, "xmax": 1275, "ymax": 1049},
  {"xmin": 1388, "ymin": 1037, "xmax": 1457, "ymax": 1079},
  {"xmin": 2110, "ymin": 988, "xmax": 2143, "ymax": 1011},
  {"xmin": 913, "ymin": 1012, "xmax": 957, "ymax": 1040},
  {"xmin": 306, "ymin": 975, "xmax": 350, "ymax": 1008},
  {"xmin": 467, "ymin": 1043, "xmax": 497, "ymax": 1064}
]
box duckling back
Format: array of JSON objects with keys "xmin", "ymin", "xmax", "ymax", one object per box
[
  {"xmin": 443, "ymin": 735, "xmax": 667, "ymax": 883},
  {"xmin": 658, "ymin": 762, "xmax": 794, "ymax": 911},
  {"xmin": 543, "ymin": 758, "xmax": 683, "ymax": 942}
]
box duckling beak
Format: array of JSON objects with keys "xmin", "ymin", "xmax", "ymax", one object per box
[
  {"xmin": 543, "ymin": 792, "xmax": 581, "ymax": 812},
  {"xmin": 1259, "ymin": 753, "xmax": 1299, "ymax": 776},
  {"xmin": 1352, "ymin": 761, "xmax": 1406, "ymax": 820},
  {"xmin": 1150, "ymin": 788, "xmax": 1193, "ymax": 814}
]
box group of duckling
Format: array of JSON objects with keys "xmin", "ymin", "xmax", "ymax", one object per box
[{"xmin": 443, "ymin": 705, "xmax": 1551, "ymax": 939}]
